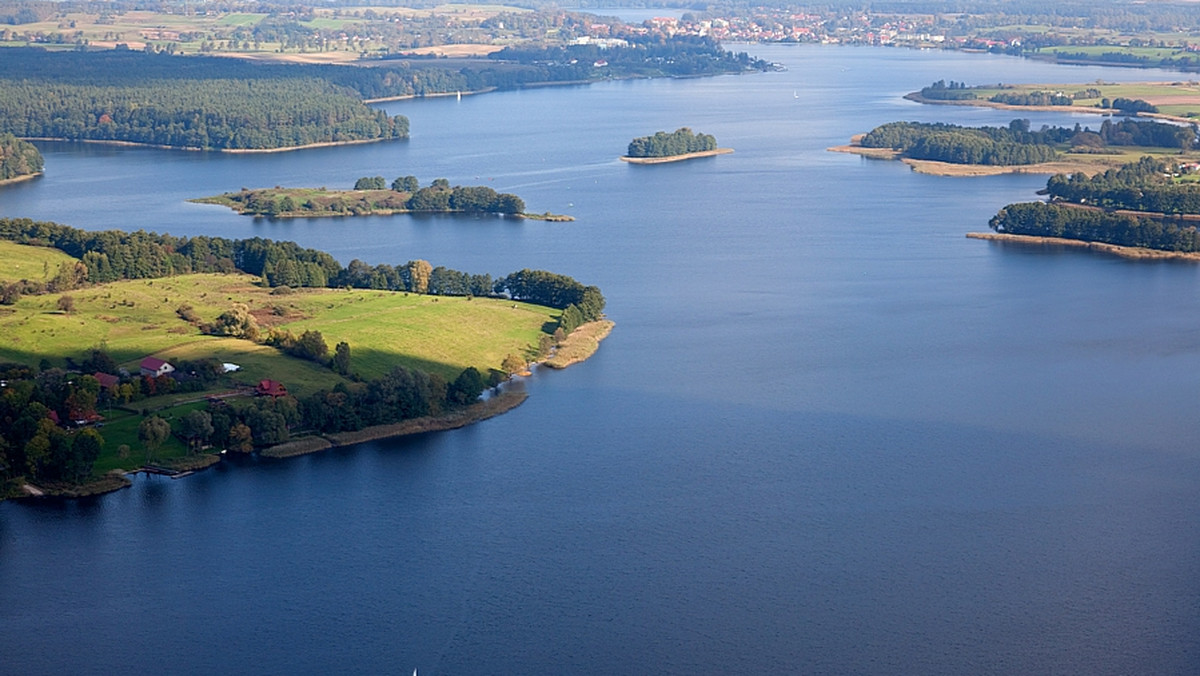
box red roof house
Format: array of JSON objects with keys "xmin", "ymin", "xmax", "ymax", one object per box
[
  {"xmin": 256, "ymin": 379, "xmax": 288, "ymax": 397},
  {"xmin": 94, "ymin": 372, "xmax": 120, "ymax": 389},
  {"xmin": 140, "ymin": 357, "xmax": 175, "ymax": 378}
]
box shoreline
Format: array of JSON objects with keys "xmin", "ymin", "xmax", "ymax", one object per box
[
  {"xmin": 261, "ymin": 389, "xmax": 529, "ymax": 458},
  {"xmin": 621, "ymin": 148, "xmax": 734, "ymax": 164},
  {"xmin": 966, "ymin": 232, "xmax": 1200, "ymax": 261},
  {"xmin": 363, "ymin": 87, "xmax": 496, "ymax": 103},
  {"xmin": 22, "ymin": 136, "xmax": 401, "ymax": 154},
  {"xmin": 0, "ymin": 171, "xmax": 43, "ymax": 186}
]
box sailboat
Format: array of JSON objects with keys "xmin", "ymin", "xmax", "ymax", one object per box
[{"xmin": 456, "ymin": 91, "xmax": 461, "ymax": 101}]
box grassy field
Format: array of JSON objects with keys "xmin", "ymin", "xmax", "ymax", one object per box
[
  {"xmin": 0, "ymin": 240, "xmax": 77, "ymax": 283},
  {"xmin": 0, "ymin": 4, "xmax": 523, "ymax": 57},
  {"xmin": 919, "ymin": 80, "xmax": 1200, "ymax": 119},
  {"xmin": 0, "ymin": 261, "xmax": 555, "ymax": 385}
]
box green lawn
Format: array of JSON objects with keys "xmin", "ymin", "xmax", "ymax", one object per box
[
  {"xmin": 0, "ymin": 241, "xmax": 77, "ymax": 284},
  {"xmin": 0, "ymin": 268, "xmax": 555, "ymax": 384}
]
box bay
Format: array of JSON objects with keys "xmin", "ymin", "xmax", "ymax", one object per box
[{"xmin": 2, "ymin": 46, "xmax": 1199, "ymax": 675}]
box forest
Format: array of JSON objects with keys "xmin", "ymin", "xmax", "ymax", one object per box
[
  {"xmin": 626, "ymin": 128, "xmax": 718, "ymax": 158},
  {"xmin": 0, "ymin": 133, "xmax": 42, "ymax": 180},
  {"xmin": 859, "ymin": 120, "xmax": 1064, "ymax": 165},
  {"xmin": 0, "ymin": 50, "xmax": 408, "ymax": 150}
]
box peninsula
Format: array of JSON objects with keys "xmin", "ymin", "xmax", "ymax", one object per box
[
  {"xmin": 832, "ymin": 118, "xmax": 1200, "ymax": 177},
  {"xmin": 622, "ymin": 128, "xmax": 731, "ymax": 164},
  {"xmin": 0, "ymin": 133, "xmax": 43, "ymax": 184},
  {"xmin": 0, "ymin": 219, "xmax": 608, "ymax": 501},
  {"xmin": 194, "ymin": 175, "xmax": 572, "ymax": 221}
]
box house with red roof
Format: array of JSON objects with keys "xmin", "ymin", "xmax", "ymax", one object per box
[
  {"xmin": 94, "ymin": 372, "xmax": 120, "ymax": 389},
  {"xmin": 256, "ymin": 379, "xmax": 288, "ymax": 397},
  {"xmin": 140, "ymin": 357, "xmax": 175, "ymax": 378}
]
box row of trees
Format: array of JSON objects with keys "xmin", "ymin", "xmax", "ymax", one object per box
[
  {"xmin": 989, "ymin": 202, "xmax": 1200, "ymax": 252},
  {"xmin": 0, "ymin": 133, "xmax": 42, "ymax": 180},
  {"xmin": 626, "ymin": 127, "xmax": 717, "ymax": 158},
  {"xmin": 0, "ymin": 218, "xmax": 605, "ymax": 325},
  {"xmin": 990, "ymin": 90, "xmax": 1073, "ymax": 106}
]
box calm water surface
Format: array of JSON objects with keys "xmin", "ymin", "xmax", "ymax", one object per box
[{"xmin": 2, "ymin": 46, "xmax": 1199, "ymax": 674}]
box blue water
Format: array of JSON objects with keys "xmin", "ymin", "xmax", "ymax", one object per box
[{"xmin": 2, "ymin": 46, "xmax": 1199, "ymax": 674}]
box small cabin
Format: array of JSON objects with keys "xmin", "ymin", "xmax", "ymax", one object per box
[{"xmin": 140, "ymin": 357, "xmax": 175, "ymax": 378}]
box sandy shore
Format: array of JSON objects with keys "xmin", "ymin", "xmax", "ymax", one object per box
[
  {"xmin": 621, "ymin": 148, "xmax": 734, "ymax": 164},
  {"xmin": 966, "ymin": 232, "xmax": 1200, "ymax": 261},
  {"xmin": 542, "ymin": 320, "xmax": 614, "ymax": 369},
  {"xmin": 0, "ymin": 172, "xmax": 43, "ymax": 186}
]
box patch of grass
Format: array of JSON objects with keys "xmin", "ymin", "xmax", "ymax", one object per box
[{"xmin": 0, "ymin": 241, "xmax": 78, "ymax": 284}]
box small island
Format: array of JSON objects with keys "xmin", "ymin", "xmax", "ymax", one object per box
[
  {"xmin": 0, "ymin": 133, "xmax": 43, "ymax": 185},
  {"xmin": 193, "ymin": 175, "xmax": 572, "ymax": 220},
  {"xmin": 621, "ymin": 127, "xmax": 733, "ymax": 164}
]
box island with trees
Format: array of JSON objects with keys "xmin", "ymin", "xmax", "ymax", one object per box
[
  {"xmin": 0, "ymin": 217, "xmax": 609, "ymax": 500},
  {"xmin": 621, "ymin": 127, "xmax": 733, "ymax": 164},
  {"xmin": 0, "ymin": 133, "xmax": 43, "ymax": 184},
  {"xmin": 975, "ymin": 156, "xmax": 1200, "ymax": 258},
  {"xmin": 833, "ymin": 117, "xmax": 1200, "ymax": 176},
  {"xmin": 193, "ymin": 175, "xmax": 571, "ymax": 221}
]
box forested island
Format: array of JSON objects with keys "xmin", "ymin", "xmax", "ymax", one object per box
[
  {"xmin": 983, "ymin": 156, "xmax": 1200, "ymax": 255},
  {"xmin": 0, "ymin": 133, "xmax": 43, "ymax": 183},
  {"xmin": 836, "ymin": 117, "xmax": 1199, "ymax": 175},
  {"xmin": 0, "ymin": 217, "xmax": 609, "ymax": 499},
  {"xmin": 194, "ymin": 175, "xmax": 569, "ymax": 220},
  {"xmin": 621, "ymin": 127, "xmax": 732, "ymax": 163}
]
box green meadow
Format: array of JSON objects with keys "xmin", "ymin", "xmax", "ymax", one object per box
[{"xmin": 0, "ymin": 244, "xmax": 557, "ymax": 388}]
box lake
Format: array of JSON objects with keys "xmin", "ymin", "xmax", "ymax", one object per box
[{"xmin": 2, "ymin": 45, "xmax": 1199, "ymax": 675}]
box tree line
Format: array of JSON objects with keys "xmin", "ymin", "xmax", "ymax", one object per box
[
  {"xmin": 989, "ymin": 202, "xmax": 1200, "ymax": 252},
  {"xmin": 0, "ymin": 133, "xmax": 42, "ymax": 180},
  {"xmin": 626, "ymin": 127, "xmax": 718, "ymax": 158},
  {"xmin": 0, "ymin": 217, "xmax": 604, "ymax": 320}
]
